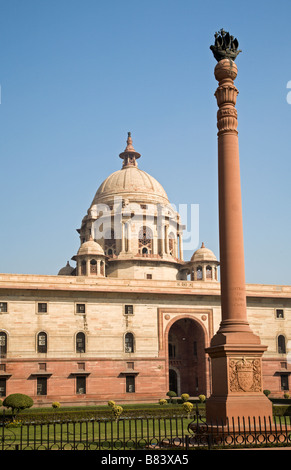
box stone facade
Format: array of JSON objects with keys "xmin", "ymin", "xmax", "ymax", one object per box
[{"xmin": 0, "ymin": 133, "xmax": 290, "ymax": 406}]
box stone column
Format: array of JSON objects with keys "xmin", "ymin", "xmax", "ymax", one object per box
[{"xmin": 205, "ymin": 30, "xmax": 272, "ymax": 424}]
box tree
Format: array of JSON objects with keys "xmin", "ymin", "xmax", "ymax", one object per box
[{"xmin": 3, "ymin": 393, "xmax": 33, "ymax": 417}]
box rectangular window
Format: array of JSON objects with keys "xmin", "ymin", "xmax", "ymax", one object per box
[
  {"xmin": 38, "ymin": 303, "xmax": 47, "ymax": 313},
  {"xmin": 76, "ymin": 376, "xmax": 86, "ymax": 394},
  {"xmin": 0, "ymin": 302, "xmax": 7, "ymax": 313},
  {"xmin": 126, "ymin": 375, "xmax": 135, "ymax": 393},
  {"xmin": 76, "ymin": 304, "xmax": 86, "ymax": 314},
  {"xmin": 146, "ymin": 274, "xmax": 152, "ymax": 279},
  {"xmin": 0, "ymin": 379, "xmax": 6, "ymax": 397},
  {"xmin": 281, "ymin": 374, "xmax": 289, "ymax": 391},
  {"xmin": 125, "ymin": 305, "xmax": 133, "ymax": 315},
  {"xmin": 37, "ymin": 377, "xmax": 47, "ymax": 396},
  {"xmin": 276, "ymin": 309, "xmax": 284, "ymax": 319}
]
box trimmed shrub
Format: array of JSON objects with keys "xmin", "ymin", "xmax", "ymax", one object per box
[
  {"xmin": 181, "ymin": 393, "xmax": 190, "ymax": 403},
  {"xmin": 182, "ymin": 401, "xmax": 193, "ymax": 418},
  {"xmin": 159, "ymin": 399, "xmax": 167, "ymax": 406},
  {"xmin": 52, "ymin": 402, "xmax": 61, "ymax": 409},
  {"xmin": 108, "ymin": 400, "xmax": 116, "ymax": 408},
  {"xmin": 198, "ymin": 394, "xmax": 206, "ymax": 403},
  {"xmin": 263, "ymin": 390, "xmax": 271, "ymax": 397},
  {"xmin": 284, "ymin": 392, "xmax": 290, "ymax": 399},
  {"xmin": 112, "ymin": 405, "xmax": 123, "ymax": 422},
  {"xmin": 3, "ymin": 394, "xmax": 33, "ymax": 416},
  {"xmin": 166, "ymin": 391, "xmax": 177, "ymax": 403}
]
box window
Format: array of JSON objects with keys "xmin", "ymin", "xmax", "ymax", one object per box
[
  {"xmin": 76, "ymin": 332, "xmax": 86, "ymax": 353},
  {"xmin": 37, "ymin": 377, "xmax": 47, "ymax": 396},
  {"xmin": 197, "ymin": 266, "xmax": 202, "ymax": 280},
  {"xmin": 281, "ymin": 374, "xmax": 289, "ymax": 391},
  {"xmin": 81, "ymin": 260, "xmax": 86, "ymax": 275},
  {"xmin": 0, "ymin": 302, "xmax": 7, "ymax": 313},
  {"xmin": 278, "ymin": 335, "xmax": 286, "ymax": 354},
  {"xmin": 0, "ymin": 379, "xmax": 6, "ymax": 397},
  {"xmin": 146, "ymin": 274, "xmax": 152, "ymax": 279},
  {"xmin": 125, "ymin": 333, "xmax": 134, "ymax": 353},
  {"xmin": 37, "ymin": 332, "xmax": 47, "ymax": 353},
  {"xmin": 276, "ymin": 309, "xmax": 284, "ymax": 319},
  {"xmin": 125, "ymin": 305, "xmax": 133, "ymax": 315},
  {"xmin": 76, "ymin": 304, "xmax": 86, "ymax": 314},
  {"xmin": 76, "ymin": 376, "xmax": 86, "ymax": 394},
  {"xmin": 90, "ymin": 259, "xmax": 97, "ymax": 274},
  {"xmin": 206, "ymin": 266, "xmax": 212, "ymax": 279},
  {"xmin": 169, "ymin": 343, "xmax": 176, "ymax": 358},
  {"xmin": 104, "ymin": 229, "xmax": 116, "ymax": 257},
  {"xmin": 38, "ymin": 303, "xmax": 47, "ymax": 313},
  {"xmin": 0, "ymin": 332, "xmax": 7, "ymax": 358},
  {"xmin": 126, "ymin": 375, "xmax": 135, "ymax": 393},
  {"xmin": 138, "ymin": 226, "xmax": 153, "ymax": 255}
]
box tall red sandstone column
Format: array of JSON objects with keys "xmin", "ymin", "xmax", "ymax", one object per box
[{"xmin": 205, "ymin": 30, "xmax": 272, "ymax": 423}]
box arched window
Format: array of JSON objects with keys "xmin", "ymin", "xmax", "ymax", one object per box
[
  {"xmin": 76, "ymin": 332, "xmax": 86, "ymax": 353},
  {"xmin": 278, "ymin": 335, "xmax": 286, "ymax": 354},
  {"xmin": 0, "ymin": 332, "xmax": 7, "ymax": 358},
  {"xmin": 90, "ymin": 259, "xmax": 97, "ymax": 274},
  {"xmin": 125, "ymin": 333, "xmax": 134, "ymax": 353},
  {"xmin": 37, "ymin": 332, "xmax": 47, "ymax": 353},
  {"xmin": 81, "ymin": 260, "xmax": 86, "ymax": 275},
  {"xmin": 100, "ymin": 260, "xmax": 104, "ymax": 276},
  {"xmin": 138, "ymin": 226, "xmax": 153, "ymax": 255},
  {"xmin": 104, "ymin": 229, "xmax": 116, "ymax": 257},
  {"xmin": 206, "ymin": 265, "xmax": 212, "ymax": 279},
  {"xmin": 196, "ymin": 266, "xmax": 202, "ymax": 280}
]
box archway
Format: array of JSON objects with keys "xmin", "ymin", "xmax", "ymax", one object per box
[{"xmin": 168, "ymin": 318, "xmax": 207, "ymax": 396}]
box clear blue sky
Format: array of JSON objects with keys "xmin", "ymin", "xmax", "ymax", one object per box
[{"xmin": 0, "ymin": 0, "xmax": 290, "ymax": 285}]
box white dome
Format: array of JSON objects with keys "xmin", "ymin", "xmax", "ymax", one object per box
[
  {"xmin": 91, "ymin": 166, "xmax": 169, "ymax": 206},
  {"xmin": 191, "ymin": 243, "xmax": 217, "ymax": 262},
  {"xmin": 77, "ymin": 239, "xmax": 104, "ymax": 256}
]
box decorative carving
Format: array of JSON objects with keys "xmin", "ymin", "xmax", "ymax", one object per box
[
  {"xmin": 229, "ymin": 357, "xmax": 262, "ymax": 392},
  {"xmin": 210, "ymin": 29, "xmax": 241, "ymax": 62}
]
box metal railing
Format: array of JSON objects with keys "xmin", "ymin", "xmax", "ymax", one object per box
[{"xmin": 1, "ymin": 407, "xmax": 291, "ymax": 450}]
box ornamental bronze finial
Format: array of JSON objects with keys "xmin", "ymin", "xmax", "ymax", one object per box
[{"xmin": 210, "ymin": 29, "xmax": 241, "ymax": 62}]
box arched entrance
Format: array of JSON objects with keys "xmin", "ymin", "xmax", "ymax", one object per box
[{"xmin": 168, "ymin": 318, "xmax": 207, "ymax": 396}]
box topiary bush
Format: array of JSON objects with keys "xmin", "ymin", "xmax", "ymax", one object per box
[
  {"xmin": 3, "ymin": 393, "xmax": 33, "ymax": 417},
  {"xmin": 263, "ymin": 389, "xmax": 271, "ymax": 398},
  {"xmin": 198, "ymin": 394, "xmax": 206, "ymax": 403},
  {"xmin": 159, "ymin": 399, "xmax": 167, "ymax": 406},
  {"xmin": 112, "ymin": 405, "xmax": 123, "ymax": 422},
  {"xmin": 182, "ymin": 401, "xmax": 193, "ymax": 418},
  {"xmin": 52, "ymin": 402, "xmax": 61, "ymax": 409},
  {"xmin": 181, "ymin": 393, "xmax": 190, "ymax": 403},
  {"xmin": 166, "ymin": 391, "xmax": 177, "ymax": 403},
  {"xmin": 108, "ymin": 400, "xmax": 116, "ymax": 408}
]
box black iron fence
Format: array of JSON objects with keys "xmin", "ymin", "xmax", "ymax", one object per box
[{"xmin": 1, "ymin": 408, "xmax": 291, "ymax": 450}]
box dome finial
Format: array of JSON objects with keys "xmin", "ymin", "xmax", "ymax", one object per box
[{"xmin": 119, "ymin": 132, "xmax": 141, "ymax": 168}]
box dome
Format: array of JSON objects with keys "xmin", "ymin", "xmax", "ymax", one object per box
[
  {"xmin": 91, "ymin": 166, "xmax": 169, "ymax": 206},
  {"xmin": 58, "ymin": 261, "xmax": 74, "ymax": 276},
  {"xmin": 89, "ymin": 132, "xmax": 169, "ymax": 207},
  {"xmin": 191, "ymin": 243, "xmax": 217, "ymax": 262},
  {"xmin": 77, "ymin": 239, "xmax": 104, "ymax": 256}
]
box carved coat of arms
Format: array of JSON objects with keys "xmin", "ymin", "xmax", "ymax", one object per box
[{"xmin": 229, "ymin": 357, "xmax": 262, "ymax": 393}]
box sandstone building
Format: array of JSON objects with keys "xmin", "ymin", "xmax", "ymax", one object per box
[{"xmin": 0, "ymin": 133, "xmax": 290, "ymax": 406}]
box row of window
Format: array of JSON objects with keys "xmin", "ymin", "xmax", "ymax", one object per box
[
  {"xmin": 0, "ymin": 331, "xmax": 135, "ymax": 356},
  {"xmin": 0, "ymin": 302, "xmax": 135, "ymax": 315},
  {"xmin": 0, "ymin": 375, "xmax": 136, "ymax": 397},
  {"xmin": 0, "ymin": 302, "xmax": 287, "ymax": 319}
]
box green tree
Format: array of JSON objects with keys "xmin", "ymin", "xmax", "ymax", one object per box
[{"xmin": 3, "ymin": 393, "xmax": 33, "ymax": 417}]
